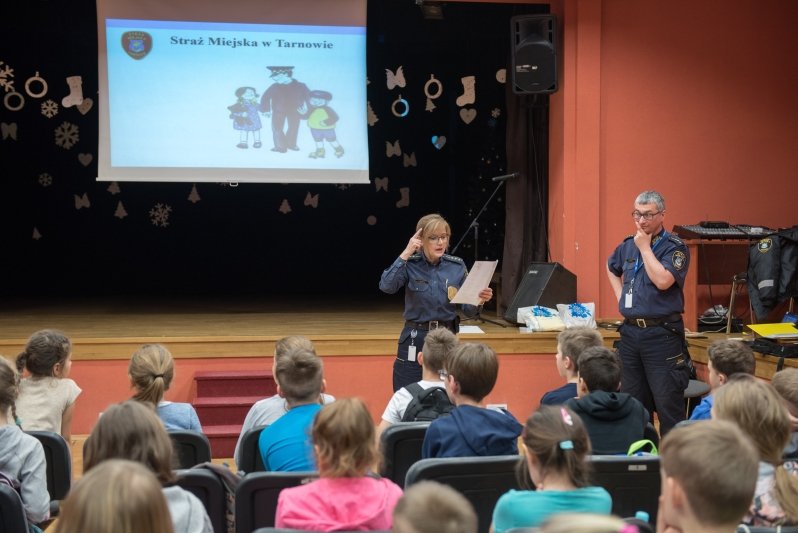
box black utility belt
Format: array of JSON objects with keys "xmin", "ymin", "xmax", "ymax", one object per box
[
  {"xmin": 623, "ymin": 314, "xmax": 682, "ymax": 328},
  {"xmin": 404, "ymin": 320, "xmax": 457, "ymax": 332}
]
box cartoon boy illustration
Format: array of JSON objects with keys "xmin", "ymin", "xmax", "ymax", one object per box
[
  {"xmin": 259, "ymin": 66, "xmax": 310, "ymax": 153},
  {"xmin": 227, "ymin": 86, "xmax": 262, "ymax": 149},
  {"xmin": 304, "ymin": 89, "xmax": 344, "ymax": 159}
]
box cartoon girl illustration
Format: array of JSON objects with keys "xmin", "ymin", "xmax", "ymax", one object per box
[{"xmin": 227, "ymin": 86, "xmax": 263, "ymax": 149}]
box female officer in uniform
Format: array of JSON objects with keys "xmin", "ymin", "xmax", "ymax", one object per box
[{"xmin": 380, "ymin": 213, "xmax": 493, "ymax": 391}]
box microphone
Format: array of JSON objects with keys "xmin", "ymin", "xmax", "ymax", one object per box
[{"xmin": 491, "ymin": 172, "xmax": 519, "ymax": 182}]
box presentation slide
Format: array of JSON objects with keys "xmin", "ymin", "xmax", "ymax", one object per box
[{"xmin": 97, "ymin": 1, "xmax": 368, "ymax": 183}]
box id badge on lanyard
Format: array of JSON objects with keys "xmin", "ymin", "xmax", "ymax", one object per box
[
  {"xmin": 408, "ymin": 329, "xmax": 418, "ymax": 362},
  {"xmin": 626, "ymin": 232, "xmax": 666, "ymax": 309}
]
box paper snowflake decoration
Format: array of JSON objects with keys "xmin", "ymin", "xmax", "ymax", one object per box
[
  {"xmin": 54, "ymin": 121, "xmax": 79, "ymax": 149},
  {"xmin": 41, "ymin": 100, "xmax": 59, "ymax": 118},
  {"xmin": 0, "ymin": 61, "xmax": 14, "ymax": 93},
  {"xmin": 491, "ymin": 108, "xmax": 501, "ymax": 118},
  {"xmin": 336, "ymin": 184, "xmax": 351, "ymax": 191},
  {"xmin": 149, "ymin": 203, "xmax": 172, "ymax": 227},
  {"xmin": 38, "ymin": 173, "xmax": 52, "ymax": 187}
]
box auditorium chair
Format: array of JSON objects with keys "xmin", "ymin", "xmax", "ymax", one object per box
[
  {"xmin": 404, "ymin": 455, "xmax": 522, "ymax": 533},
  {"xmin": 27, "ymin": 430, "xmax": 72, "ymax": 517},
  {"xmin": 378, "ymin": 421, "xmax": 430, "ymax": 487},
  {"xmin": 234, "ymin": 470, "xmax": 318, "ymax": 533},
  {"xmin": 0, "ymin": 483, "xmax": 29, "ymax": 533},
  {"xmin": 176, "ymin": 468, "xmax": 227, "ymax": 533},
  {"xmin": 238, "ymin": 425, "xmax": 267, "ymax": 474},
  {"xmin": 587, "ymin": 454, "xmax": 661, "ymax": 524},
  {"xmin": 169, "ymin": 430, "xmax": 212, "ymax": 469}
]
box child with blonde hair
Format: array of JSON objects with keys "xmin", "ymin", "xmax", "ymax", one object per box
[
  {"xmin": 129, "ymin": 343, "xmax": 201, "ymax": 431},
  {"xmin": 491, "ymin": 405, "xmax": 612, "ymax": 532},
  {"xmin": 771, "ymin": 368, "xmax": 798, "ymax": 459},
  {"xmin": 275, "ymin": 398, "xmax": 403, "ymax": 531},
  {"xmin": 393, "ymin": 480, "xmax": 477, "ymax": 533},
  {"xmin": 56, "ymin": 459, "xmax": 174, "ymax": 533},
  {"xmin": 713, "ymin": 375, "xmax": 798, "ymax": 526},
  {"xmin": 234, "ymin": 335, "xmax": 334, "ymax": 469},
  {"xmin": 0, "ymin": 355, "xmax": 50, "ymax": 527},
  {"xmin": 657, "ymin": 419, "xmax": 759, "ymax": 533},
  {"xmin": 15, "ymin": 329, "xmax": 81, "ymax": 441}
]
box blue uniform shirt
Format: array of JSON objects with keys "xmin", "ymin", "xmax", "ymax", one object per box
[
  {"xmin": 607, "ymin": 230, "xmax": 690, "ymax": 318},
  {"xmin": 379, "ymin": 253, "xmax": 472, "ymax": 322}
]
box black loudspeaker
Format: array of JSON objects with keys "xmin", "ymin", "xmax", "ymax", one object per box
[
  {"xmin": 504, "ymin": 262, "xmax": 576, "ymax": 323},
  {"xmin": 511, "ymin": 14, "xmax": 558, "ymax": 94}
]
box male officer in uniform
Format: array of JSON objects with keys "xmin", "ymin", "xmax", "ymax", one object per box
[{"xmin": 607, "ymin": 190, "xmax": 691, "ymax": 436}]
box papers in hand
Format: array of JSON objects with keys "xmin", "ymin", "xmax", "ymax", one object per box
[{"xmin": 450, "ymin": 260, "xmax": 498, "ymax": 305}]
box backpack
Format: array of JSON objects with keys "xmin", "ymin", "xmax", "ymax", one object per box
[{"xmin": 401, "ymin": 383, "xmax": 454, "ymax": 422}]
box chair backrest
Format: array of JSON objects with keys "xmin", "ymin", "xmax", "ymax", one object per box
[
  {"xmin": 404, "ymin": 455, "xmax": 523, "ymax": 533},
  {"xmin": 588, "ymin": 455, "xmax": 661, "ymax": 525},
  {"xmin": 378, "ymin": 422, "xmax": 430, "ymax": 488},
  {"xmin": 26, "ymin": 430, "xmax": 72, "ymax": 501},
  {"xmin": 737, "ymin": 527, "xmax": 798, "ymax": 533},
  {"xmin": 175, "ymin": 469, "xmax": 227, "ymax": 533},
  {"xmin": 234, "ymin": 471, "xmax": 318, "ymax": 533},
  {"xmin": 169, "ymin": 431, "xmax": 212, "ymax": 469},
  {"xmin": 238, "ymin": 425, "xmax": 267, "ymax": 474},
  {"xmin": 0, "ymin": 483, "xmax": 29, "ymax": 533}
]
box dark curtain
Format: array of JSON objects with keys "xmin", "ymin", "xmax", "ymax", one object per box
[{"xmin": 500, "ymin": 88, "xmax": 550, "ymax": 314}]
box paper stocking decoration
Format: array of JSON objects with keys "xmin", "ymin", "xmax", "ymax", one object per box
[
  {"xmin": 455, "ymin": 76, "xmax": 475, "ymax": 107},
  {"xmin": 61, "ymin": 76, "xmax": 84, "ymax": 108}
]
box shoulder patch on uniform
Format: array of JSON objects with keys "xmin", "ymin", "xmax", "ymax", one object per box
[
  {"xmin": 672, "ymin": 250, "xmax": 687, "ymax": 270},
  {"xmin": 442, "ymin": 254, "xmax": 463, "ymax": 264},
  {"xmin": 757, "ymin": 238, "xmax": 773, "ymax": 253},
  {"xmin": 408, "ymin": 253, "xmax": 422, "ymax": 262}
]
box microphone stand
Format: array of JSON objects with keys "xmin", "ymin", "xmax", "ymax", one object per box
[{"xmin": 451, "ymin": 177, "xmax": 509, "ymax": 328}]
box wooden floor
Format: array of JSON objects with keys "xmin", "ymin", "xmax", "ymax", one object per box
[{"xmin": 0, "ymin": 295, "xmax": 556, "ymax": 359}]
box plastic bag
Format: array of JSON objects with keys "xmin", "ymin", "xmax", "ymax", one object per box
[
  {"xmin": 520, "ymin": 305, "xmax": 566, "ymax": 332},
  {"xmin": 557, "ymin": 302, "xmax": 597, "ymax": 329}
]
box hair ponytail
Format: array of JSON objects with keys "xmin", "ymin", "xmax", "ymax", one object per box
[
  {"xmin": 129, "ymin": 345, "xmax": 174, "ymax": 406},
  {"xmin": 774, "ymin": 464, "xmax": 798, "ymax": 523}
]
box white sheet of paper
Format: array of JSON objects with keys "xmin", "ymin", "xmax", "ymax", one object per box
[
  {"xmin": 458, "ymin": 325, "xmax": 485, "ymax": 334},
  {"xmin": 450, "ymin": 260, "xmax": 498, "ymax": 305}
]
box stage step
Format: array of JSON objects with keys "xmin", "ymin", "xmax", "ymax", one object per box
[
  {"xmin": 193, "ymin": 396, "xmax": 262, "ymax": 426},
  {"xmin": 193, "ymin": 371, "xmax": 276, "ymax": 458},
  {"xmin": 194, "ymin": 370, "xmax": 276, "ymax": 398}
]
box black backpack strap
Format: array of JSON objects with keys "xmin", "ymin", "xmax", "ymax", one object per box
[
  {"xmin": 401, "ymin": 382, "xmax": 425, "ymax": 421},
  {"xmin": 403, "ymin": 382, "xmax": 424, "ymax": 397}
]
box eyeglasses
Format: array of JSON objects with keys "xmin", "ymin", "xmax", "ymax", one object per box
[
  {"xmin": 631, "ymin": 211, "xmax": 663, "ymax": 221},
  {"xmin": 438, "ymin": 370, "xmax": 449, "ymax": 381},
  {"xmin": 427, "ymin": 234, "xmax": 450, "ymax": 243}
]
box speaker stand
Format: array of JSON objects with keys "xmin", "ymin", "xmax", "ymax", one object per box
[
  {"xmin": 452, "ymin": 178, "xmax": 508, "ymax": 329},
  {"xmin": 462, "ymin": 308, "xmax": 507, "ymax": 328}
]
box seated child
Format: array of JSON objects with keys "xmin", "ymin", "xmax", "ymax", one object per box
[
  {"xmin": 491, "ymin": 405, "xmax": 612, "ymax": 532},
  {"xmin": 422, "ymin": 342, "xmax": 522, "ymax": 458},
  {"xmin": 234, "ymin": 336, "xmax": 334, "ymax": 469},
  {"xmin": 540, "ymin": 513, "xmax": 635, "ymax": 533},
  {"xmin": 540, "ymin": 327, "xmax": 602, "ymax": 406},
  {"xmin": 83, "ymin": 400, "xmax": 213, "ymax": 533},
  {"xmin": 0, "ymin": 355, "xmax": 50, "ymax": 526},
  {"xmin": 689, "ymin": 339, "xmax": 754, "ymax": 421},
  {"xmin": 258, "ymin": 347, "xmax": 325, "ymax": 471},
  {"xmin": 129, "ymin": 343, "xmax": 202, "ymax": 431},
  {"xmin": 713, "ymin": 375, "xmax": 798, "ymax": 527},
  {"xmin": 566, "ymin": 346, "xmax": 649, "ymax": 454},
  {"xmin": 56, "ymin": 459, "xmax": 173, "ymax": 533},
  {"xmin": 393, "ymin": 480, "xmax": 477, "ymax": 533},
  {"xmin": 15, "ymin": 329, "xmax": 81, "ymax": 442},
  {"xmin": 771, "ymin": 368, "xmax": 798, "ymax": 459},
  {"xmin": 658, "ymin": 419, "xmax": 759, "ymax": 533},
  {"xmin": 275, "ymin": 398, "xmax": 403, "ymax": 531},
  {"xmin": 377, "ymin": 327, "xmax": 457, "ymax": 438}
]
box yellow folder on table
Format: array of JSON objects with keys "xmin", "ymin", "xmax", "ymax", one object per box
[{"xmin": 746, "ymin": 322, "xmax": 798, "ymax": 339}]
